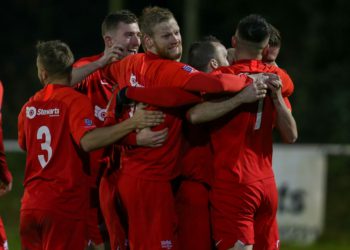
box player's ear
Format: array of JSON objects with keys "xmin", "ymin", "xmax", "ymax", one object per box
[
  {"xmin": 143, "ymin": 35, "xmax": 154, "ymax": 50},
  {"xmin": 104, "ymin": 35, "xmax": 113, "ymax": 48},
  {"xmin": 42, "ymin": 68, "xmax": 49, "ymax": 81},
  {"xmin": 231, "ymin": 36, "xmax": 237, "ymax": 48},
  {"xmin": 262, "ymin": 44, "xmax": 270, "ymax": 58},
  {"xmin": 209, "ymin": 58, "xmax": 219, "ymax": 70},
  {"xmin": 38, "ymin": 67, "xmax": 48, "ymax": 84}
]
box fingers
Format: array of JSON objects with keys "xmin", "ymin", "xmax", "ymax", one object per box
[
  {"xmin": 113, "ymin": 46, "xmax": 125, "ymax": 60},
  {"xmin": 138, "ymin": 110, "xmax": 165, "ymax": 128},
  {"xmin": 262, "ymin": 73, "xmax": 282, "ymax": 89},
  {"xmin": 250, "ymin": 73, "xmax": 281, "ymax": 89},
  {"xmin": 263, "ymin": 72, "xmax": 279, "ymax": 80},
  {"xmin": 136, "ymin": 128, "xmax": 168, "ymax": 147},
  {"xmin": 148, "ymin": 128, "xmax": 168, "ymax": 147},
  {"xmin": 106, "ymin": 45, "xmax": 125, "ymax": 61},
  {"xmin": 255, "ymin": 85, "xmax": 267, "ymax": 99},
  {"xmin": 248, "ymin": 73, "xmax": 268, "ymax": 83}
]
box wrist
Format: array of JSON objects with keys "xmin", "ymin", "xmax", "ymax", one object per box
[
  {"xmin": 96, "ymin": 56, "xmax": 107, "ymax": 68},
  {"xmin": 128, "ymin": 116, "xmax": 138, "ymax": 130}
]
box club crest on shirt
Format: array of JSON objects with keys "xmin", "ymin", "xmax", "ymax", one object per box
[
  {"xmin": 130, "ymin": 73, "xmax": 143, "ymax": 88},
  {"xmin": 94, "ymin": 105, "xmax": 106, "ymax": 121},
  {"xmin": 26, "ymin": 106, "xmax": 37, "ymax": 119}
]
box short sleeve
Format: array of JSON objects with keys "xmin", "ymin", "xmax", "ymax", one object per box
[
  {"xmin": 68, "ymin": 96, "xmax": 96, "ymax": 146},
  {"xmin": 17, "ymin": 105, "xmax": 27, "ymax": 151}
]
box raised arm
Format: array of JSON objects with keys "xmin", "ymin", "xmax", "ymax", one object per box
[
  {"xmin": 267, "ymin": 81, "xmax": 298, "ymax": 143},
  {"xmin": 71, "ymin": 46, "xmax": 123, "ymax": 85}
]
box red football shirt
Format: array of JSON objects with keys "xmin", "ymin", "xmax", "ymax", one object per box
[
  {"xmin": 73, "ymin": 54, "xmax": 119, "ymax": 182},
  {"xmin": 0, "ymin": 81, "xmax": 12, "ymax": 185},
  {"xmin": 103, "ymin": 52, "xmax": 251, "ymax": 180},
  {"xmin": 103, "ymin": 52, "xmax": 206, "ymax": 180},
  {"xmin": 18, "ymin": 84, "xmax": 96, "ymax": 219},
  {"xmin": 211, "ymin": 60, "xmax": 294, "ymax": 184},
  {"xmin": 73, "ymin": 54, "xmax": 115, "ymax": 127},
  {"xmin": 181, "ymin": 122, "xmax": 213, "ymax": 186}
]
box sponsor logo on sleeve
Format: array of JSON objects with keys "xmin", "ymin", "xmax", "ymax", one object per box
[
  {"xmin": 182, "ymin": 65, "xmax": 197, "ymax": 73},
  {"xmin": 84, "ymin": 118, "xmax": 94, "ymax": 127}
]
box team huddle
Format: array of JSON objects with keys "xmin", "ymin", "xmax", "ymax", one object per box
[{"xmin": 1, "ymin": 5, "xmax": 298, "ymax": 250}]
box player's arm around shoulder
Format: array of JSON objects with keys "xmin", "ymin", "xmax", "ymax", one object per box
[
  {"xmin": 80, "ymin": 103, "xmax": 165, "ymax": 152},
  {"xmin": 187, "ymin": 80, "xmax": 268, "ymax": 124}
]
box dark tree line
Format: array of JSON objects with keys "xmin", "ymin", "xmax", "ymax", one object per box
[{"xmin": 1, "ymin": 0, "xmax": 349, "ymax": 143}]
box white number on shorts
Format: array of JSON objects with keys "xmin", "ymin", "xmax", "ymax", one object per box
[{"xmin": 37, "ymin": 126, "xmax": 52, "ymax": 168}]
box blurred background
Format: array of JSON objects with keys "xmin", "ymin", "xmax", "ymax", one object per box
[{"xmin": 0, "ymin": 0, "xmax": 349, "ymax": 249}]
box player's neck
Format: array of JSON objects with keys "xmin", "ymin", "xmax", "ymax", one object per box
[
  {"xmin": 235, "ymin": 49, "xmax": 263, "ymax": 61},
  {"xmin": 44, "ymin": 76, "xmax": 71, "ymax": 86}
]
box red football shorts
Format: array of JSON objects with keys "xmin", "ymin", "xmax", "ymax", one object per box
[
  {"xmin": 99, "ymin": 170, "xmax": 128, "ymax": 250},
  {"xmin": 175, "ymin": 180, "xmax": 211, "ymax": 250},
  {"xmin": 210, "ymin": 177, "xmax": 279, "ymax": 250},
  {"xmin": 0, "ymin": 217, "xmax": 8, "ymax": 250},
  {"xmin": 118, "ymin": 173, "xmax": 178, "ymax": 250},
  {"xmin": 20, "ymin": 210, "xmax": 86, "ymax": 250}
]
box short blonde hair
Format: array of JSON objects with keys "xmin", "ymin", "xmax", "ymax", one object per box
[{"xmin": 139, "ymin": 6, "xmax": 175, "ymax": 37}]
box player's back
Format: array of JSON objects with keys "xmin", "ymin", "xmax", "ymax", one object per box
[
  {"xmin": 211, "ymin": 60, "xmax": 294, "ymax": 184},
  {"xmin": 18, "ymin": 84, "xmax": 95, "ymax": 219}
]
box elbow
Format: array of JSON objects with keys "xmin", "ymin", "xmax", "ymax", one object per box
[
  {"xmin": 186, "ymin": 111, "xmax": 201, "ymax": 125},
  {"xmin": 284, "ymin": 135, "xmax": 297, "ymax": 144},
  {"xmin": 80, "ymin": 136, "xmax": 94, "ymax": 152},
  {"xmin": 283, "ymin": 130, "xmax": 298, "ymax": 144}
]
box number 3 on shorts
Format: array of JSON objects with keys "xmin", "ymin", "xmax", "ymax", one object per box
[{"xmin": 37, "ymin": 125, "xmax": 53, "ymax": 168}]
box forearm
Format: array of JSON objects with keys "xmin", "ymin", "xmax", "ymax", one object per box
[
  {"xmin": 188, "ymin": 94, "xmax": 244, "ymax": 124},
  {"xmin": 71, "ymin": 60, "xmax": 104, "ymax": 85},
  {"xmin": 273, "ymin": 95, "xmax": 298, "ymax": 143},
  {"xmin": 184, "ymin": 73, "xmax": 248, "ymax": 93},
  {"xmin": 80, "ymin": 118, "xmax": 136, "ymax": 152}
]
